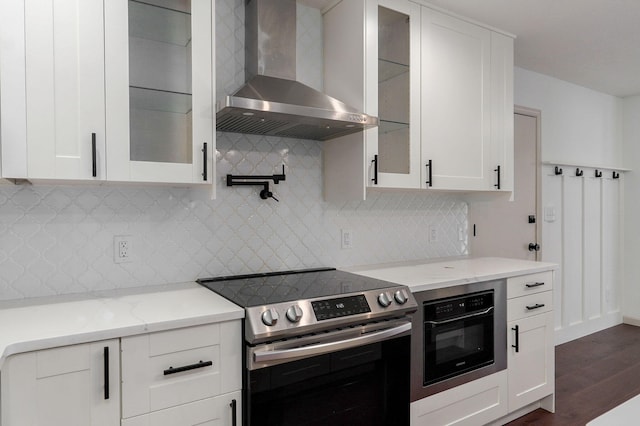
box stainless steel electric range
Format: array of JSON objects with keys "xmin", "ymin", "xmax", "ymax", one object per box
[{"xmin": 198, "ymin": 267, "xmax": 417, "ymax": 426}]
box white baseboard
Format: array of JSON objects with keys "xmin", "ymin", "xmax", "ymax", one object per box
[{"xmin": 555, "ymin": 311, "xmax": 623, "ymax": 345}]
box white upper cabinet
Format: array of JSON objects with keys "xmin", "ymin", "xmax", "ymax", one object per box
[
  {"xmin": 323, "ymin": 0, "xmax": 514, "ymax": 200},
  {"xmin": 0, "ymin": 0, "xmax": 214, "ymax": 185},
  {"xmin": 105, "ymin": 0, "xmax": 214, "ymax": 185},
  {"xmin": 421, "ymin": 8, "xmax": 492, "ymax": 191},
  {"xmin": 0, "ymin": 0, "xmax": 106, "ymax": 180},
  {"xmin": 368, "ymin": 0, "xmax": 422, "ymax": 189}
]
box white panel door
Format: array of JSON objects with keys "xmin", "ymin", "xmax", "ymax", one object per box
[
  {"xmin": 421, "ymin": 8, "xmax": 491, "ymax": 190},
  {"xmin": 1, "ymin": 340, "xmax": 120, "ymax": 426},
  {"xmin": 24, "ymin": 0, "xmax": 106, "ymax": 180},
  {"xmin": 508, "ymin": 312, "xmax": 554, "ymax": 412}
]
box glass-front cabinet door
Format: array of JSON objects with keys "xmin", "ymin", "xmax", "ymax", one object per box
[
  {"xmin": 367, "ymin": 0, "xmax": 421, "ymax": 189},
  {"xmin": 105, "ymin": 0, "xmax": 213, "ymax": 185}
]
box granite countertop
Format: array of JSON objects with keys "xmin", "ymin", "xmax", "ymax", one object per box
[
  {"xmin": 342, "ymin": 257, "xmax": 558, "ymax": 292},
  {"xmin": 0, "ymin": 282, "xmax": 244, "ymax": 369}
]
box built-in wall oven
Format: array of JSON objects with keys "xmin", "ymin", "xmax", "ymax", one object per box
[
  {"xmin": 198, "ymin": 268, "xmax": 418, "ymax": 425},
  {"xmin": 411, "ymin": 279, "xmax": 507, "ymax": 400}
]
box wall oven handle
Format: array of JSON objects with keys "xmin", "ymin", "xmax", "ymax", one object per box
[
  {"xmin": 253, "ymin": 322, "xmax": 411, "ymax": 363},
  {"xmin": 424, "ymin": 306, "xmax": 494, "ymax": 325}
]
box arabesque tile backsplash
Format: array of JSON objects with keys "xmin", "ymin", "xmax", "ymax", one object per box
[{"xmin": 0, "ymin": 0, "xmax": 468, "ymax": 300}]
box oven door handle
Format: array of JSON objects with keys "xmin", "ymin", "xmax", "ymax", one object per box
[
  {"xmin": 253, "ymin": 322, "xmax": 411, "ymax": 363},
  {"xmin": 424, "ymin": 306, "xmax": 494, "ymax": 325}
]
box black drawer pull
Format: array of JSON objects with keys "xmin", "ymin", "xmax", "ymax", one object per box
[
  {"xmin": 230, "ymin": 399, "xmax": 237, "ymax": 426},
  {"xmin": 202, "ymin": 143, "xmax": 208, "ymax": 181},
  {"xmin": 526, "ymin": 303, "xmax": 545, "ymax": 311},
  {"xmin": 525, "ymin": 282, "xmax": 545, "ymax": 288},
  {"xmin": 371, "ymin": 154, "xmax": 378, "ymax": 185},
  {"xmin": 164, "ymin": 360, "xmax": 213, "ymax": 376},
  {"xmin": 92, "ymin": 133, "xmax": 97, "ymax": 178},
  {"xmin": 103, "ymin": 346, "xmax": 109, "ymax": 400},
  {"xmin": 511, "ymin": 325, "xmax": 519, "ymax": 353}
]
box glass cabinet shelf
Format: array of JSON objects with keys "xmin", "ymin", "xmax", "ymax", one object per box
[
  {"xmin": 379, "ymin": 58, "xmax": 409, "ymax": 83},
  {"xmin": 379, "ymin": 119, "xmax": 409, "ymax": 134},
  {"xmin": 129, "ymin": 0, "xmax": 191, "ymax": 47},
  {"xmin": 129, "ymin": 86, "xmax": 192, "ymax": 114}
]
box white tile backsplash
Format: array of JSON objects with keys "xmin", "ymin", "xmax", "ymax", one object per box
[{"xmin": 0, "ymin": 0, "xmax": 468, "ymax": 300}]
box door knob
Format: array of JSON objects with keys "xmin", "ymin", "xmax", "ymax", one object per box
[{"xmin": 528, "ymin": 243, "xmax": 540, "ymax": 252}]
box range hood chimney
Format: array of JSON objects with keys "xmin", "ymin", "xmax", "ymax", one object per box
[{"xmin": 216, "ymin": 0, "xmax": 378, "ymax": 141}]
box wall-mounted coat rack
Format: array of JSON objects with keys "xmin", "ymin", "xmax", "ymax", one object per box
[
  {"xmin": 595, "ymin": 169, "xmax": 602, "ymax": 178},
  {"xmin": 575, "ymin": 168, "xmax": 583, "ymax": 177},
  {"xmin": 226, "ymin": 165, "xmax": 286, "ymax": 201},
  {"xmin": 613, "ymin": 171, "xmax": 620, "ymax": 179},
  {"xmin": 555, "ymin": 166, "xmax": 563, "ymax": 175}
]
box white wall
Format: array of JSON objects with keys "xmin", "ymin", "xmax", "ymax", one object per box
[
  {"xmin": 515, "ymin": 67, "xmax": 623, "ymax": 167},
  {"xmin": 515, "ymin": 67, "xmax": 625, "ymax": 344},
  {"xmin": 622, "ymin": 96, "xmax": 640, "ymax": 322}
]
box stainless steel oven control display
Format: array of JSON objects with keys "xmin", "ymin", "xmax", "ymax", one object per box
[{"xmin": 312, "ymin": 295, "xmax": 371, "ymax": 320}]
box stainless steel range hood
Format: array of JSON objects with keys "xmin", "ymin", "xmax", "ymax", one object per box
[{"xmin": 216, "ymin": 0, "xmax": 377, "ymax": 141}]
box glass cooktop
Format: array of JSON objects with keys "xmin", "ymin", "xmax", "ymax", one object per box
[{"xmin": 197, "ymin": 267, "xmax": 400, "ymax": 307}]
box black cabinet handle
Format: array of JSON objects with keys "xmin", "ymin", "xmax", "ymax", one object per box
[
  {"xmin": 164, "ymin": 360, "xmax": 213, "ymax": 376},
  {"xmin": 103, "ymin": 346, "xmax": 109, "ymax": 400},
  {"xmin": 511, "ymin": 325, "xmax": 519, "ymax": 353},
  {"xmin": 494, "ymin": 165, "xmax": 501, "ymax": 189},
  {"xmin": 525, "ymin": 282, "xmax": 545, "ymax": 288},
  {"xmin": 528, "ymin": 242, "xmax": 540, "ymax": 252},
  {"xmin": 371, "ymin": 154, "xmax": 378, "ymax": 185},
  {"xmin": 230, "ymin": 399, "xmax": 237, "ymax": 426},
  {"xmin": 92, "ymin": 133, "xmax": 97, "ymax": 178},
  {"xmin": 202, "ymin": 143, "xmax": 208, "ymax": 181},
  {"xmin": 526, "ymin": 303, "xmax": 545, "ymax": 311},
  {"xmin": 425, "ymin": 160, "xmax": 432, "ymax": 187}
]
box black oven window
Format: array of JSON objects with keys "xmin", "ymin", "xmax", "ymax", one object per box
[
  {"xmin": 423, "ymin": 291, "xmax": 495, "ymax": 386},
  {"xmin": 435, "ymin": 322, "xmax": 487, "ymax": 364}
]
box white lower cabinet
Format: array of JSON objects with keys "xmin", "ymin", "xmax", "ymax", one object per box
[
  {"xmin": 121, "ymin": 321, "xmax": 241, "ymax": 420},
  {"xmin": 0, "ymin": 339, "xmax": 120, "ymax": 426},
  {"xmin": 410, "ymin": 271, "xmax": 555, "ymax": 425},
  {"xmin": 410, "ymin": 371, "xmax": 508, "ymax": 425},
  {"xmin": 121, "ymin": 391, "xmax": 241, "ymax": 426},
  {"xmin": 507, "ymin": 272, "xmax": 555, "ymax": 413},
  {"xmin": 0, "ymin": 320, "xmax": 242, "ymax": 426}
]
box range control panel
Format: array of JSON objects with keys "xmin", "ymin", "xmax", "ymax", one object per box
[{"xmin": 245, "ymin": 286, "xmax": 417, "ymax": 344}]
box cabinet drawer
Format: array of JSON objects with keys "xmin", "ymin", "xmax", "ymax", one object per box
[
  {"xmin": 121, "ymin": 321, "xmax": 241, "ymax": 418},
  {"xmin": 507, "ymin": 271, "xmax": 553, "ymax": 299},
  {"xmin": 507, "ymin": 291, "xmax": 553, "ymax": 321},
  {"xmin": 121, "ymin": 391, "xmax": 241, "ymax": 426}
]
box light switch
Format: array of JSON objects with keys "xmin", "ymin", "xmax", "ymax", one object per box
[{"xmin": 544, "ymin": 206, "xmax": 556, "ymax": 222}]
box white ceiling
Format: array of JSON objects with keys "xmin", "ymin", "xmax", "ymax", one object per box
[{"xmin": 301, "ymin": 0, "xmax": 640, "ymax": 98}]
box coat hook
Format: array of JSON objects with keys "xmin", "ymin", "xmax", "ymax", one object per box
[
  {"xmin": 554, "ymin": 166, "xmax": 563, "ymax": 175},
  {"xmin": 595, "ymin": 169, "xmax": 602, "ymax": 178},
  {"xmin": 575, "ymin": 168, "xmax": 583, "ymax": 177},
  {"xmin": 613, "ymin": 171, "xmax": 620, "ymax": 179}
]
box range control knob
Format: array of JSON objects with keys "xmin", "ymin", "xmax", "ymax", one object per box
[
  {"xmin": 378, "ymin": 292, "xmax": 392, "ymax": 308},
  {"xmin": 261, "ymin": 308, "xmax": 279, "ymax": 326},
  {"xmin": 394, "ymin": 289, "xmax": 409, "ymax": 305},
  {"xmin": 286, "ymin": 305, "xmax": 303, "ymax": 323}
]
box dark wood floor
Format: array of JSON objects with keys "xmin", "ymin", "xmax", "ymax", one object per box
[{"xmin": 507, "ymin": 324, "xmax": 640, "ymax": 425}]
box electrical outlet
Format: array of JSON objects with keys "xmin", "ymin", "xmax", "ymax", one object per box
[
  {"xmin": 428, "ymin": 225, "xmax": 438, "ymax": 243},
  {"xmin": 114, "ymin": 235, "xmax": 133, "ymax": 263},
  {"xmin": 341, "ymin": 229, "xmax": 353, "ymax": 249}
]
